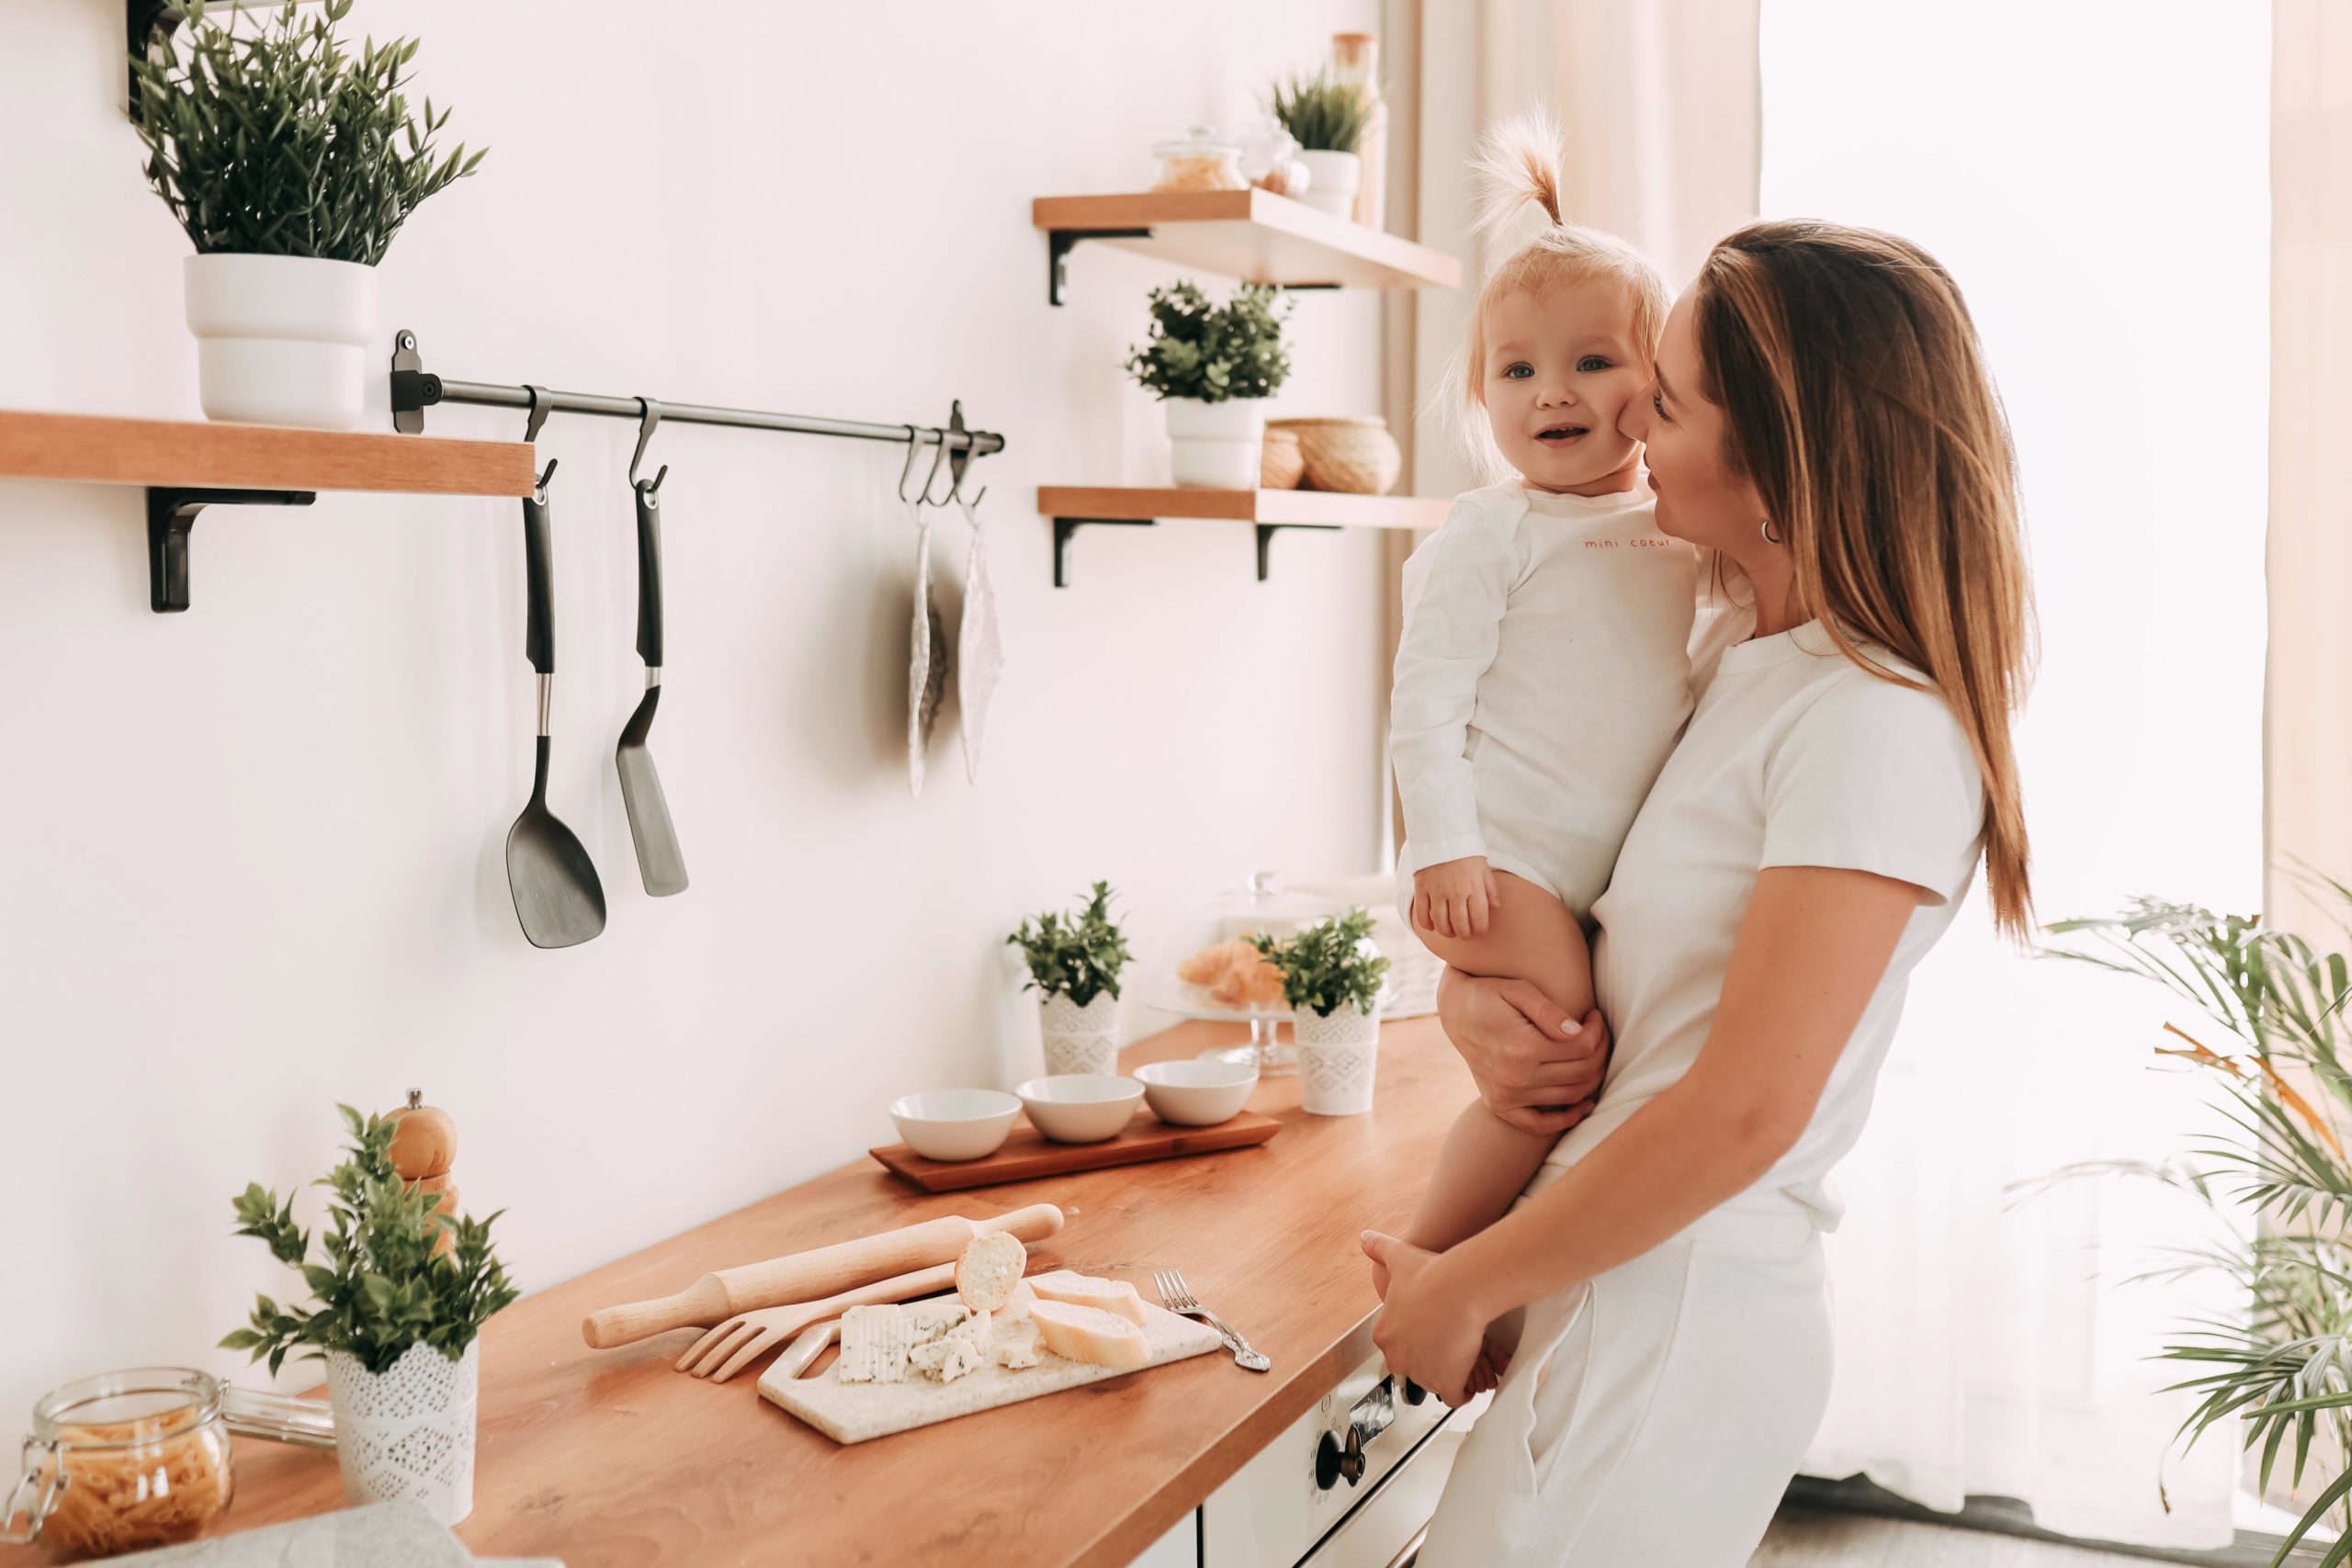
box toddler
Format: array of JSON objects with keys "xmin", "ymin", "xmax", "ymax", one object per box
[{"xmin": 1386, "ymin": 117, "xmax": 1699, "ymax": 1360}]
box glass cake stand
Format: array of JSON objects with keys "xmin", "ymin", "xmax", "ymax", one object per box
[{"xmin": 1144, "ymin": 984, "xmax": 1305, "ymax": 1075}]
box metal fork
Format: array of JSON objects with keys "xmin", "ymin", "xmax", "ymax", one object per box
[{"xmin": 1155, "ymin": 1268, "xmax": 1271, "ymax": 1373}]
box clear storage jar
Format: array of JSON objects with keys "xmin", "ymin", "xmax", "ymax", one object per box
[
  {"xmin": 1150, "ymin": 127, "xmax": 1247, "ymax": 193},
  {"xmin": 2, "ymin": 1368, "xmax": 332, "ymax": 1562},
  {"xmin": 2, "ymin": 1369, "xmax": 233, "ymax": 1561}
]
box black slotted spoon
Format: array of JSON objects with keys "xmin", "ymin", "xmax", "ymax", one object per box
[{"xmin": 507, "ymin": 458, "xmax": 607, "ymax": 948}]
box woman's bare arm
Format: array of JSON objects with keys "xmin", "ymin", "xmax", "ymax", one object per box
[{"xmin": 1365, "ymin": 864, "xmax": 1922, "ymax": 1402}]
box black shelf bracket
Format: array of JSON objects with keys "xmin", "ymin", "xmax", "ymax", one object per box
[
  {"xmin": 146, "ymin": 488, "xmax": 315, "ymax": 613},
  {"xmin": 125, "ymin": 0, "xmax": 171, "ymax": 117},
  {"xmin": 1051, "ymin": 517, "xmax": 1155, "ymax": 588},
  {"xmin": 1255, "ymin": 522, "xmax": 1341, "ymax": 582},
  {"xmin": 1047, "ymin": 229, "xmax": 1154, "ymax": 307}
]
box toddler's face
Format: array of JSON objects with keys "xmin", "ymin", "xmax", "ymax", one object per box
[{"xmin": 1481, "ymin": 282, "xmax": 1648, "ymax": 494}]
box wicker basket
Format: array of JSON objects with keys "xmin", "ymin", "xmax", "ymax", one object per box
[
  {"xmin": 1261, "ymin": 427, "xmax": 1306, "ymax": 489},
  {"xmin": 1271, "ymin": 417, "xmax": 1402, "ymax": 495}
]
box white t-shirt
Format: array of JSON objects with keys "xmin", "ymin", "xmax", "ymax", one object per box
[
  {"xmin": 1390, "ymin": 479, "xmax": 1698, "ymax": 911},
  {"xmin": 1536, "ymin": 618, "xmax": 1987, "ymax": 1229}
]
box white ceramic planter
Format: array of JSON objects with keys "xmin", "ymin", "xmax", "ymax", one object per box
[
  {"xmin": 1295, "ymin": 151, "xmax": 1362, "ymax": 219},
  {"xmin": 323, "ymin": 1339, "xmax": 479, "ymax": 1527},
  {"xmin": 184, "ymin": 253, "xmax": 377, "ymax": 430},
  {"xmin": 1040, "ymin": 990, "xmax": 1120, "ymax": 1077},
  {"xmin": 1295, "ymin": 1003, "xmax": 1380, "ymax": 1115},
  {"xmin": 1165, "ymin": 397, "xmax": 1267, "ymax": 490}
]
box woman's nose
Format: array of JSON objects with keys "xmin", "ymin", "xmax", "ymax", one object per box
[{"xmin": 1619, "ymin": 393, "xmax": 1651, "ymax": 443}]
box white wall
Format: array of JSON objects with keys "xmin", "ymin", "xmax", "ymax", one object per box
[{"xmin": 0, "ymin": 0, "xmax": 1390, "ymax": 1421}]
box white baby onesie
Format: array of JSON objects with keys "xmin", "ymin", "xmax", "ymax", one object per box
[{"xmin": 1391, "ymin": 479, "xmax": 1698, "ymax": 916}]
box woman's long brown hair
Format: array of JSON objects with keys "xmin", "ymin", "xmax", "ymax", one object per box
[{"xmin": 1694, "ymin": 219, "xmax": 2037, "ymax": 938}]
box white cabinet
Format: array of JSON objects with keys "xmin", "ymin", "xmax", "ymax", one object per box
[{"xmin": 1130, "ymin": 1509, "xmax": 1200, "ymax": 1568}]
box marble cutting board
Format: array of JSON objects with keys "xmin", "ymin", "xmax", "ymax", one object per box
[{"xmin": 759, "ymin": 1303, "xmax": 1224, "ymax": 1444}]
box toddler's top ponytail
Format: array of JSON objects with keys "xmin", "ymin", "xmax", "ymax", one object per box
[{"xmin": 1471, "ymin": 110, "xmax": 1569, "ymax": 245}]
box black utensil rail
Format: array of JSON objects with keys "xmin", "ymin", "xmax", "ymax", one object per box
[{"xmin": 388, "ymin": 330, "xmax": 1006, "ymax": 490}]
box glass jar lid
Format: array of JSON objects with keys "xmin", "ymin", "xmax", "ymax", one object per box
[
  {"xmin": 1152, "ymin": 125, "xmax": 1241, "ymax": 160},
  {"xmin": 31, "ymin": 1369, "xmax": 220, "ymax": 1450}
]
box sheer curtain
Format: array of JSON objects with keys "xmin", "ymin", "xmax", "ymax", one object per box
[{"xmin": 1759, "ymin": 2, "xmax": 2268, "ymax": 1548}]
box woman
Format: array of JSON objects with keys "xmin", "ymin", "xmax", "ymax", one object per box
[{"xmin": 1362, "ymin": 219, "xmax": 2035, "ymax": 1565}]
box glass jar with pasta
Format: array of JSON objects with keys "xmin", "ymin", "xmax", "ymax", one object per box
[
  {"xmin": 1149, "ymin": 127, "xmax": 1247, "ymax": 193},
  {"xmin": 2, "ymin": 1369, "xmax": 235, "ymax": 1562}
]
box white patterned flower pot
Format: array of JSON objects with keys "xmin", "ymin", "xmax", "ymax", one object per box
[
  {"xmin": 184, "ymin": 253, "xmax": 377, "ymax": 429},
  {"xmin": 1295, "ymin": 150, "xmax": 1362, "ymax": 219},
  {"xmin": 323, "ymin": 1339, "xmax": 479, "ymax": 1527},
  {"xmin": 1165, "ymin": 396, "xmax": 1267, "ymax": 489},
  {"xmin": 1296, "ymin": 1004, "xmax": 1380, "ymax": 1115},
  {"xmin": 1040, "ymin": 991, "xmax": 1120, "ymax": 1077}
]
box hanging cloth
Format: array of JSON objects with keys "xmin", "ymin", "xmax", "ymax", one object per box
[{"xmin": 956, "ymin": 492, "xmax": 1002, "ymax": 784}]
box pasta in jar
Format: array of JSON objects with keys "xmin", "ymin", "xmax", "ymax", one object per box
[{"xmin": 5, "ymin": 1370, "xmax": 234, "ymax": 1562}]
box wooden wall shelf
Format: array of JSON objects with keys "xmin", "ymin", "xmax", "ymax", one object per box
[
  {"xmin": 1035, "ymin": 486, "xmax": 1449, "ymax": 586},
  {"xmin": 1032, "ymin": 190, "xmax": 1461, "ymax": 305},
  {"xmin": 0, "ymin": 410, "xmax": 535, "ymax": 497},
  {"xmin": 0, "ymin": 410, "xmax": 536, "ymax": 612}
]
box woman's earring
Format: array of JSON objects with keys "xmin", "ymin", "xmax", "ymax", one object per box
[{"xmin": 1760, "ymin": 517, "xmax": 1783, "ymax": 546}]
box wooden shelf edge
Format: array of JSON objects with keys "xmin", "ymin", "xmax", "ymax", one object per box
[
  {"xmin": 1031, "ymin": 190, "xmax": 1462, "ymax": 291},
  {"xmin": 0, "ymin": 410, "xmax": 537, "ymax": 498},
  {"xmin": 1035, "ymin": 486, "xmax": 1450, "ymax": 530}
]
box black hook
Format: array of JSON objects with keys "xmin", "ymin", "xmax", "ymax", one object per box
[
  {"xmin": 535, "ymin": 457, "xmax": 560, "ymax": 497},
  {"xmin": 896, "ymin": 426, "xmax": 925, "ymax": 505},
  {"xmin": 933, "ymin": 400, "xmax": 977, "ymax": 507},
  {"xmin": 917, "ymin": 430, "xmax": 954, "ymax": 508},
  {"xmin": 630, "ymin": 398, "xmax": 665, "ymax": 491},
  {"xmin": 524, "ymin": 384, "xmax": 554, "ymax": 444}
]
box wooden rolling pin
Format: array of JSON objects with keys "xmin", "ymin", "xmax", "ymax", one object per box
[{"xmin": 582, "ymin": 1203, "xmax": 1064, "ymax": 1348}]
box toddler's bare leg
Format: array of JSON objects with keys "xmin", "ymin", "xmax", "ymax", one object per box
[
  {"xmin": 1404, "ymin": 872, "xmax": 1597, "ymax": 1252},
  {"xmin": 1415, "ymin": 869, "xmax": 1593, "ymax": 1025}
]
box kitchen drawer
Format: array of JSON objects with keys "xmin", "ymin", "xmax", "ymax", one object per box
[{"xmin": 1200, "ymin": 1357, "xmax": 1476, "ymax": 1568}]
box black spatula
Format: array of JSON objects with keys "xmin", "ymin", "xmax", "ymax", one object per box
[
  {"xmin": 506, "ymin": 460, "xmax": 606, "ymax": 948},
  {"xmin": 616, "ymin": 464, "xmax": 686, "ymax": 896}
]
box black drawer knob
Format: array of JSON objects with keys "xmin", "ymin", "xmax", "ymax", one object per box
[
  {"xmin": 1315, "ymin": 1428, "xmax": 1367, "ymax": 1490},
  {"xmin": 1403, "ymin": 1379, "xmax": 1428, "ymax": 1405}
]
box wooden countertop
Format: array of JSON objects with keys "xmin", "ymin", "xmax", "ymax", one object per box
[{"xmin": 14, "ymin": 1021, "xmax": 1469, "ymax": 1568}]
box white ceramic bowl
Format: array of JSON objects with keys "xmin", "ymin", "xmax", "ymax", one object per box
[
  {"xmin": 888, "ymin": 1089, "xmax": 1022, "ymax": 1162},
  {"xmin": 1134, "ymin": 1060, "xmax": 1260, "ymax": 1126},
  {"xmin": 1014, "ymin": 1074, "xmax": 1146, "ymax": 1145}
]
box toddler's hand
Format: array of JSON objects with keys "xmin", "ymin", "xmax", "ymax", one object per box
[{"xmin": 1413, "ymin": 856, "xmax": 1500, "ymax": 940}]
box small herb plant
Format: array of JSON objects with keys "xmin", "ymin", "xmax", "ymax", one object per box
[
  {"xmin": 131, "ymin": 0, "xmax": 486, "ymax": 265},
  {"xmin": 1250, "ymin": 907, "xmax": 1390, "ymax": 1018},
  {"xmin": 1270, "ymin": 68, "xmax": 1374, "ymax": 154},
  {"xmin": 221, "ymin": 1105, "xmax": 517, "ymax": 1376},
  {"xmin": 1008, "ymin": 881, "xmax": 1136, "ymax": 1008},
  {"xmin": 1125, "ymin": 282, "xmax": 1293, "ymax": 405}
]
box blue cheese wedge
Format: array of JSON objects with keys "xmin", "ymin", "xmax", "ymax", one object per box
[
  {"xmin": 994, "ymin": 1321, "xmax": 1042, "ymax": 1371},
  {"xmin": 838, "ymin": 1303, "xmax": 914, "ymax": 1383},
  {"xmin": 908, "ymin": 1303, "xmax": 994, "ymax": 1383}
]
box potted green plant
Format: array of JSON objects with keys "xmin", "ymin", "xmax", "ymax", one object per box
[
  {"xmin": 130, "ymin": 0, "xmax": 485, "ymax": 429},
  {"xmin": 1009, "ymin": 881, "xmax": 1137, "ymax": 1076},
  {"xmin": 1271, "ymin": 67, "xmax": 1375, "ymax": 219},
  {"xmin": 1124, "ymin": 281, "xmax": 1293, "ymax": 491},
  {"xmin": 220, "ymin": 1104, "xmax": 517, "ymax": 1525},
  {"xmin": 1250, "ymin": 907, "xmax": 1390, "ymax": 1114},
  {"xmin": 2038, "ymin": 884, "xmax": 2352, "ymax": 1555}
]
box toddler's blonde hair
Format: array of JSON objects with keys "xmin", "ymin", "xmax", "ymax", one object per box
[{"xmin": 1448, "ymin": 112, "xmax": 1670, "ymax": 480}]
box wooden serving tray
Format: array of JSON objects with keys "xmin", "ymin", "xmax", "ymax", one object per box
[{"xmin": 870, "ymin": 1111, "xmax": 1280, "ymax": 1192}]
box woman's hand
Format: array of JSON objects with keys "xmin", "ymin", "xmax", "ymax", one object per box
[
  {"xmin": 1361, "ymin": 1230, "xmax": 1490, "ymax": 1407},
  {"xmin": 1435, "ymin": 967, "xmax": 1611, "ymax": 1136}
]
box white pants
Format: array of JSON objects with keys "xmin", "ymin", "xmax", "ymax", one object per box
[{"xmin": 1418, "ymin": 1190, "xmax": 1833, "ymax": 1567}]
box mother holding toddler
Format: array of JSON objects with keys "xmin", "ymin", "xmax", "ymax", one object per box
[{"xmin": 1363, "ymin": 118, "xmax": 2035, "ymax": 1565}]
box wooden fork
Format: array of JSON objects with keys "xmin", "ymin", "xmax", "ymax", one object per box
[{"xmin": 675, "ymin": 1262, "xmax": 957, "ymax": 1382}]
